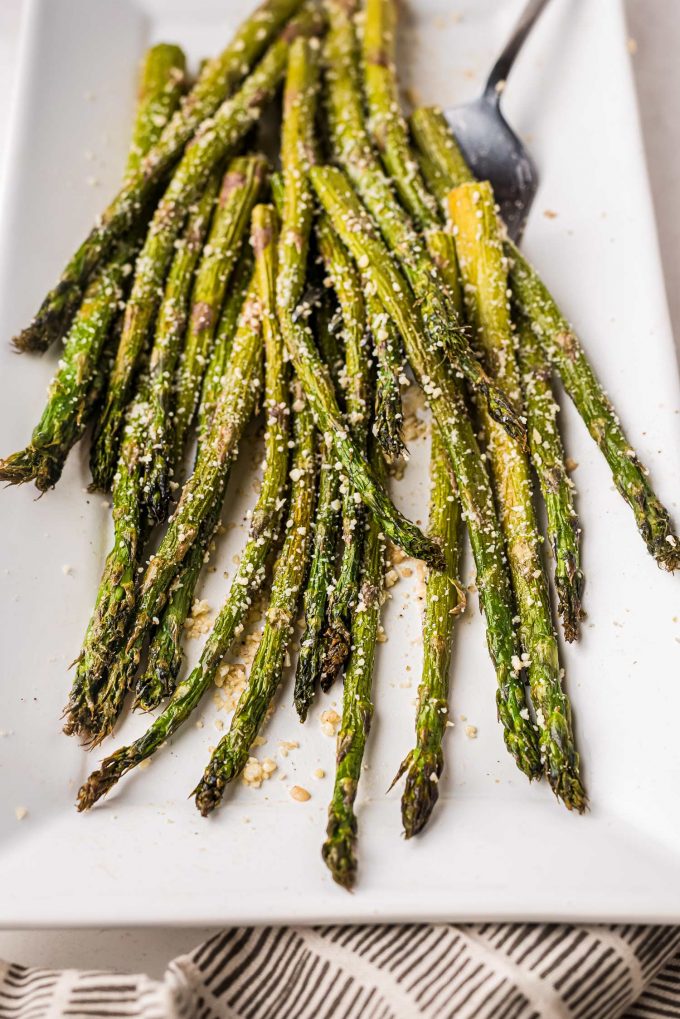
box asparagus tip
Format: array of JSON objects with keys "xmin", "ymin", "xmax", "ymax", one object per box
[
  {"xmin": 655, "ymin": 534, "xmax": 680, "ymax": 573},
  {"xmin": 321, "ymin": 831, "xmax": 357, "ymax": 891},
  {"xmin": 193, "ymin": 773, "xmax": 224, "ymax": 817},
  {"xmin": 556, "ymin": 566, "xmax": 586, "ymax": 643},
  {"xmin": 548, "ymin": 768, "xmax": 588, "ymax": 815},
  {"xmin": 502, "ymin": 726, "xmax": 543, "ymax": 781},
  {"xmin": 486, "ymin": 384, "xmax": 527, "ymax": 448},
  {"xmin": 12, "ymin": 283, "xmax": 81, "ymax": 353},
  {"xmin": 0, "ymin": 448, "xmax": 59, "ymax": 492},
  {"xmin": 393, "ymin": 748, "xmax": 443, "ymax": 839},
  {"xmin": 76, "ymin": 768, "xmax": 111, "ymax": 811},
  {"xmin": 134, "ymin": 668, "xmax": 170, "ymax": 713},
  {"xmin": 12, "ymin": 324, "xmax": 48, "ymax": 354},
  {"xmin": 373, "ymin": 404, "xmax": 407, "ymax": 465},
  {"xmin": 320, "ymin": 622, "xmax": 350, "ymax": 692},
  {"xmin": 293, "ymin": 649, "xmax": 320, "ymax": 722},
  {"xmin": 543, "ymin": 713, "xmax": 588, "ymax": 813}
]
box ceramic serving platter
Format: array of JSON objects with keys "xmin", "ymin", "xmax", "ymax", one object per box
[{"xmin": 0, "ymin": 0, "xmax": 678, "ymax": 926}]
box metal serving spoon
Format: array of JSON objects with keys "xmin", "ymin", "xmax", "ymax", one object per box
[{"xmin": 444, "ymin": 0, "xmax": 550, "ymax": 242}]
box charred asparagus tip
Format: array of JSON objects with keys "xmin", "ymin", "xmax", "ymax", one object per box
[
  {"xmin": 193, "ymin": 774, "xmax": 224, "ymax": 817},
  {"xmin": 393, "ymin": 748, "xmax": 444, "ymax": 839},
  {"xmin": 322, "ymin": 816, "xmax": 358, "ymax": 891},
  {"xmin": 557, "ymin": 570, "xmax": 586, "ymax": 644}
]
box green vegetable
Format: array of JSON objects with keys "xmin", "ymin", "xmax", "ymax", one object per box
[
  {"xmin": 411, "ymin": 104, "xmax": 679, "ymax": 572},
  {"xmin": 393, "ymin": 427, "xmax": 465, "ymax": 837},
  {"xmin": 77, "ymin": 207, "xmax": 292, "ymax": 812},
  {"xmin": 310, "ymin": 163, "xmax": 540, "ymax": 779},
  {"xmin": 138, "ymin": 172, "xmax": 221, "ymax": 522},
  {"xmin": 315, "ymin": 214, "xmax": 371, "ymax": 689},
  {"xmin": 14, "ymin": 0, "xmax": 314, "ymax": 354},
  {"xmin": 125, "ymin": 43, "xmax": 187, "ymax": 179},
  {"xmin": 88, "ymin": 15, "xmax": 320, "ymax": 489},
  {"xmin": 450, "ymin": 180, "xmax": 585, "ymax": 811},
  {"xmin": 193, "ymin": 383, "xmax": 316, "ymax": 816},
  {"xmin": 322, "ymin": 443, "xmax": 386, "ymax": 889},
  {"xmin": 516, "ymin": 314, "xmax": 584, "ymax": 641},
  {"xmin": 0, "ymin": 245, "xmax": 133, "ymax": 491},
  {"xmin": 173, "ymin": 155, "xmax": 268, "ymax": 457},
  {"xmin": 322, "ymin": 0, "xmax": 523, "ymax": 442}
]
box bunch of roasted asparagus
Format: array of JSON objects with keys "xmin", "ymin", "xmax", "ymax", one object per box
[{"xmin": 2, "ymin": 0, "xmax": 677, "ymax": 890}]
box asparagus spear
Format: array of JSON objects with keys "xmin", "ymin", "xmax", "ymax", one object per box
[
  {"xmin": 136, "ymin": 265, "xmax": 259, "ymax": 708},
  {"xmin": 361, "ymin": 0, "xmax": 438, "ymax": 229},
  {"xmin": 125, "ymin": 44, "xmax": 187, "ymax": 179},
  {"xmin": 63, "ymin": 400, "xmax": 148, "ymax": 740},
  {"xmin": 367, "ymin": 296, "xmax": 406, "ymax": 463},
  {"xmin": 509, "ymin": 248, "xmax": 679, "ymax": 572},
  {"xmin": 294, "ymin": 310, "xmax": 343, "ymax": 721},
  {"xmin": 78, "ymin": 214, "xmax": 293, "ymax": 811},
  {"xmin": 360, "ymin": 1, "xmax": 471, "ymax": 473},
  {"xmin": 280, "ymin": 40, "xmax": 344, "ymax": 719},
  {"xmin": 411, "ymin": 104, "xmax": 679, "ymax": 572},
  {"xmin": 276, "ymin": 36, "xmax": 319, "ymax": 314},
  {"xmin": 197, "ymin": 250, "xmax": 255, "ymax": 442},
  {"xmin": 14, "ymin": 0, "xmax": 312, "ymax": 354},
  {"xmin": 392, "ymin": 428, "xmax": 465, "ymax": 837},
  {"xmin": 280, "ymin": 240, "xmax": 439, "ymax": 569},
  {"xmin": 138, "ymin": 173, "xmax": 222, "ymax": 522},
  {"xmin": 193, "ymin": 382, "xmax": 316, "ymax": 816},
  {"xmin": 86, "ymin": 292, "xmax": 263, "ymax": 740},
  {"xmin": 315, "ymin": 215, "xmax": 371, "ymax": 688},
  {"xmin": 361, "ymin": 0, "xmax": 471, "ymax": 371},
  {"xmin": 450, "ymin": 181, "xmax": 585, "ymax": 811},
  {"xmin": 88, "ymin": 15, "xmax": 321, "ymax": 490},
  {"xmin": 277, "ymin": 40, "xmax": 441, "ymax": 568},
  {"xmin": 411, "ymin": 103, "xmax": 585, "ymax": 641},
  {"xmin": 136, "ymin": 207, "xmax": 284, "ymax": 710},
  {"xmin": 322, "ymin": 0, "xmax": 523, "ymax": 443},
  {"xmin": 173, "ymin": 156, "xmax": 268, "ymax": 457},
  {"xmin": 134, "ymin": 492, "xmax": 225, "ymax": 712},
  {"xmin": 0, "ymin": 46, "xmax": 184, "ymax": 491},
  {"xmin": 310, "ymin": 164, "xmax": 540, "ymax": 778},
  {"xmin": 0, "ymin": 245, "xmax": 133, "ymax": 491},
  {"xmin": 409, "ymin": 105, "xmax": 473, "ymax": 199},
  {"xmin": 517, "ymin": 314, "xmax": 584, "ymax": 641},
  {"xmin": 125, "ymin": 286, "xmax": 264, "ymax": 655},
  {"xmin": 71, "ymin": 181, "xmax": 225, "ymax": 731},
  {"xmin": 322, "ymin": 442, "xmax": 386, "ymax": 890}
]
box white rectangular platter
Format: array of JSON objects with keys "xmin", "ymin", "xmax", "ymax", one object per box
[{"xmin": 0, "ymin": 0, "xmax": 679, "ymax": 927}]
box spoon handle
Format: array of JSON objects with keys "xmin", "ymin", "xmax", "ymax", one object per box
[{"xmin": 484, "ymin": 0, "xmax": 551, "ymax": 100}]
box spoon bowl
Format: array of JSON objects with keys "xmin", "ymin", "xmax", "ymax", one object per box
[{"xmin": 443, "ymin": 0, "xmax": 550, "ymax": 242}]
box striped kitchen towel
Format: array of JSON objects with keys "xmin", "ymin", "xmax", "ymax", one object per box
[{"xmin": 2, "ymin": 923, "xmax": 680, "ymax": 1019}]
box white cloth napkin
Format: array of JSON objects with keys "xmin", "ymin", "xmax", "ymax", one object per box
[{"xmin": 2, "ymin": 923, "xmax": 680, "ymax": 1019}]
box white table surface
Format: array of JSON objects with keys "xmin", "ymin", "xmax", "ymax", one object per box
[{"xmin": 0, "ymin": 0, "xmax": 678, "ymax": 981}]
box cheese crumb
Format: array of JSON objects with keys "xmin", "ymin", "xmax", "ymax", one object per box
[
  {"xmin": 241, "ymin": 756, "xmax": 277, "ymax": 788},
  {"xmin": 14, "ymin": 806, "xmax": 28, "ymax": 821},
  {"xmin": 290, "ymin": 785, "xmax": 311, "ymax": 802},
  {"xmin": 384, "ymin": 568, "xmax": 399, "ymax": 589},
  {"xmin": 184, "ymin": 599, "xmax": 213, "ymax": 639},
  {"xmin": 465, "ymin": 725, "xmax": 478, "ymax": 739},
  {"xmin": 214, "ymin": 663, "xmax": 247, "ymax": 711},
  {"xmin": 313, "ymin": 768, "xmax": 325, "ymax": 780},
  {"xmin": 320, "ymin": 708, "xmax": 341, "ymax": 737},
  {"xmin": 278, "ymin": 739, "xmax": 299, "ymax": 757}
]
